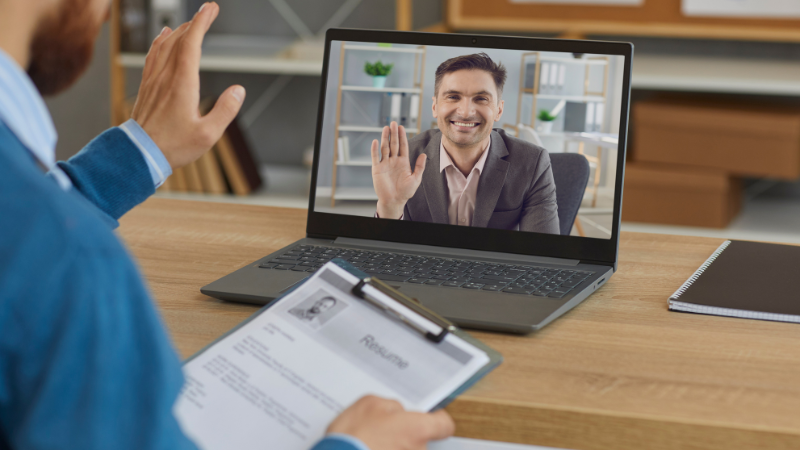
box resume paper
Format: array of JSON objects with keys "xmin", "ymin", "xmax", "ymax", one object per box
[{"xmin": 174, "ymin": 263, "xmax": 490, "ymax": 450}]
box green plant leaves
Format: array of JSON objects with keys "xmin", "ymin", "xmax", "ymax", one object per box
[
  {"xmin": 364, "ymin": 61, "xmax": 394, "ymax": 77},
  {"xmin": 537, "ymin": 109, "xmax": 557, "ymax": 122}
]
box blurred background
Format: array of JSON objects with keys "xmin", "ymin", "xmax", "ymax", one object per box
[{"xmin": 53, "ymin": 0, "xmax": 800, "ymax": 242}]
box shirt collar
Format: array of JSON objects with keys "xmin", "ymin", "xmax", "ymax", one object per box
[
  {"xmin": 440, "ymin": 135, "xmax": 491, "ymax": 175},
  {"xmin": 0, "ymin": 47, "xmax": 58, "ymax": 169}
]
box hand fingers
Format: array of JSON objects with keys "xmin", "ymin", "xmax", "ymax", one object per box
[
  {"xmin": 389, "ymin": 122, "xmax": 399, "ymax": 157},
  {"xmin": 148, "ymin": 21, "xmax": 192, "ymax": 86},
  {"xmin": 380, "ymin": 126, "xmax": 390, "ymax": 160},
  {"xmin": 398, "ymin": 124, "xmax": 409, "ymax": 158},
  {"xmin": 370, "ymin": 139, "xmax": 380, "ymax": 166},
  {"xmin": 415, "ymin": 410, "xmax": 456, "ymax": 442},
  {"xmin": 142, "ymin": 27, "xmax": 172, "ymax": 82},
  {"xmin": 175, "ymin": 2, "xmax": 219, "ymax": 79},
  {"xmin": 200, "ymin": 85, "xmax": 246, "ymax": 146}
]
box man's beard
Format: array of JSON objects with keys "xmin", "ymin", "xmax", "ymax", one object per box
[{"xmin": 27, "ymin": 0, "xmax": 101, "ymax": 96}]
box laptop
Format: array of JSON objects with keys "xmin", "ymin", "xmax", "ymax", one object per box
[{"xmin": 201, "ymin": 28, "xmax": 633, "ymax": 334}]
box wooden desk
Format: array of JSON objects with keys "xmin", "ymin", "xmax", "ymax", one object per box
[{"xmin": 119, "ymin": 198, "xmax": 800, "ymax": 450}]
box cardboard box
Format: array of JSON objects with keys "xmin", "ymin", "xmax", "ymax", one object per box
[
  {"xmin": 622, "ymin": 162, "xmax": 742, "ymax": 228},
  {"xmin": 633, "ymin": 98, "xmax": 800, "ymax": 179}
]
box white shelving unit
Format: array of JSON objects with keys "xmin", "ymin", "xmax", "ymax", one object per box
[
  {"xmin": 330, "ymin": 44, "xmax": 427, "ymax": 206},
  {"xmin": 339, "ymin": 125, "xmax": 420, "ymax": 133},
  {"xmin": 331, "ymin": 187, "xmax": 381, "ymax": 201},
  {"xmin": 340, "ymin": 85, "xmax": 423, "ymax": 93},
  {"xmin": 335, "ymin": 160, "xmax": 373, "ymax": 167},
  {"xmin": 117, "ymin": 52, "xmax": 323, "ymax": 75},
  {"xmin": 535, "ymin": 94, "xmax": 606, "ymax": 102}
]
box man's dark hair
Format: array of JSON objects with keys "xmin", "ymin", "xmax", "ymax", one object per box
[{"xmin": 433, "ymin": 53, "xmax": 507, "ymax": 100}]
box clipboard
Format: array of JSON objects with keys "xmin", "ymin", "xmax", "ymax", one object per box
[{"xmin": 183, "ymin": 258, "xmax": 502, "ymax": 414}]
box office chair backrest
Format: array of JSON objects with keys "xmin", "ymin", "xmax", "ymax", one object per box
[
  {"xmin": 516, "ymin": 124, "xmax": 544, "ymax": 147},
  {"xmin": 549, "ymin": 153, "xmax": 590, "ymax": 236}
]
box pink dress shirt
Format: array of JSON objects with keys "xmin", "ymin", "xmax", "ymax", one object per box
[{"xmin": 440, "ymin": 137, "xmax": 491, "ymax": 226}]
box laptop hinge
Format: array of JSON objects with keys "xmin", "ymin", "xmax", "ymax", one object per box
[{"xmin": 334, "ymin": 237, "xmax": 581, "ymax": 267}]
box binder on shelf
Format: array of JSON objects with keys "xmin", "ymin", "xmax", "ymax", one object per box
[
  {"xmin": 409, "ymin": 94, "xmax": 420, "ymax": 130},
  {"xmin": 150, "ymin": 0, "xmax": 185, "ymax": 41},
  {"xmin": 390, "ymin": 93, "xmax": 402, "ymax": 124},
  {"xmin": 380, "ymin": 93, "xmax": 391, "ymax": 126},
  {"xmin": 337, "ymin": 136, "xmax": 350, "ymax": 163},
  {"xmin": 120, "ymin": 0, "xmax": 149, "ymax": 53},
  {"xmin": 524, "ymin": 62, "xmax": 537, "ymax": 90},
  {"xmin": 539, "ymin": 62, "xmax": 550, "ymax": 94},
  {"xmin": 557, "ymin": 64, "xmax": 566, "ymax": 95},
  {"xmin": 400, "ymin": 93, "xmax": 410, "ymax": 127},
  {"xmin": 549, "ymin": 64, "xmax": 559, "ymax": 95},
  {"xmin": 563, "ymin": 102, "xmax": 587, "ymax": 133}
]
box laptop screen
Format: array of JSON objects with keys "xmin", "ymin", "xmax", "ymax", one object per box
[{"xmin": 312, "ymin": 38, "xmax": 626, "ymax": 241}]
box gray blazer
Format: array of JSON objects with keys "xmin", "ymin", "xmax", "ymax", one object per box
[{"xmin": 403, "ymin": 129, "xmax": 560, "ymax": 234}]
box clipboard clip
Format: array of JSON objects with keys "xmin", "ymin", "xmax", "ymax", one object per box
[{"xmin": 352, "ymin": 277, "xmax": 454, "ymax": 343}]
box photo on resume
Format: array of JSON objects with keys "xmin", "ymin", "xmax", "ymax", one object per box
[{"xmin": 287, "ymin": 289, "xmax": 349, "ymax": 330}]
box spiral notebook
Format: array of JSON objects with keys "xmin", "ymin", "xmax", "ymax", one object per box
[{"xmin": 669, "ymin": 240, "xmax": 800, "ymax": 324}]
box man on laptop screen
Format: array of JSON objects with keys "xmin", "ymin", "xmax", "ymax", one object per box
[
  {"xmin": 372, "ymin": 53, "xmax": 559, "ymax": 234},
  {"xmin": 201, "ymin": 31, "xmax": 633, "ymax": 334}
]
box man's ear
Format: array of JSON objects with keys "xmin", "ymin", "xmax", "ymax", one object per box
[
  {"xmin": 495, "ymin": 99, "xmax": 505, "ymax": 122},
  {"xmin": 431, "ymin": 96, "xmax": 438, "ymax": 118}
]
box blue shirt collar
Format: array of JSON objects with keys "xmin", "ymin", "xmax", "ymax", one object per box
[{"xmin": 0, "ymin": 47, "xmax": 58, "ymax": 170}]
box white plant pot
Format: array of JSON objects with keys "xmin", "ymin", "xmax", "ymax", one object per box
[
  {"xmin": 538, "ymin": 121, "xmax": 554, "ymax": 134},
  {"xmin": 372, "ymin": 76, "xmax": 387, "ymax": 88}
]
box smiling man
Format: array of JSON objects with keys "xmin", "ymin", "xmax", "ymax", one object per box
[{"xmin": 371, "ymin": 53, "xmax": 559, "ymax": 234}]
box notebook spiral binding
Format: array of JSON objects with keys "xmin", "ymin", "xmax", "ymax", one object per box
[{"xmin": 669, "ymin": 240, "xmax": 731, "ymax": 301}]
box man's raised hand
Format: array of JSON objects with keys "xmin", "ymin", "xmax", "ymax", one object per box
[
  {"xmin": 131, "ymin": 2, "xmax": 245, "ymax": 170},
  {"xmin": 371, "ymin": 122, "xmax": 427, "ymax": 219}
]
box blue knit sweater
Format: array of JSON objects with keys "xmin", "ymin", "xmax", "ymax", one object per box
[{"xmin": 0, "ymin": 123, "xmax": 359, "ymax": 450}]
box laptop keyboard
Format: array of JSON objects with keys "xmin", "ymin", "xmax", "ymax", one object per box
[{"xmin": 258, "ymin": 245, "xmax": 595, "ymax": 298}]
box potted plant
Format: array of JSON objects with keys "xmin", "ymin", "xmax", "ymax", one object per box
[
  {"xmin": 537, "ymin": 109, "xmax": 557, "ymax": 134},
  {"xmin": 365, "ymin": 61, "xmax": 394, "ymax": 88}
]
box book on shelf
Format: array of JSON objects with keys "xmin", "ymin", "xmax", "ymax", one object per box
[
  {"xmin": 183, "ymin": 160, "xmax": 204, "ymax": 193},
  {"xmin": 195, "ymin": 145, "xmax": 228, "ymax": 194},
  {"xmin": 157, "ymin": 98, "xmax": 261, "ymax": 196},
  {"xmin": 120, "ymin": 0, "xmax": 149, "ymax": 53},
  {"xmin": 170, "ymin": 166, "xmax": 189, "ymax": 192},
  {"xmin": 225, "ymin": 117, "xmax": 263, "ymax": 192}
]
